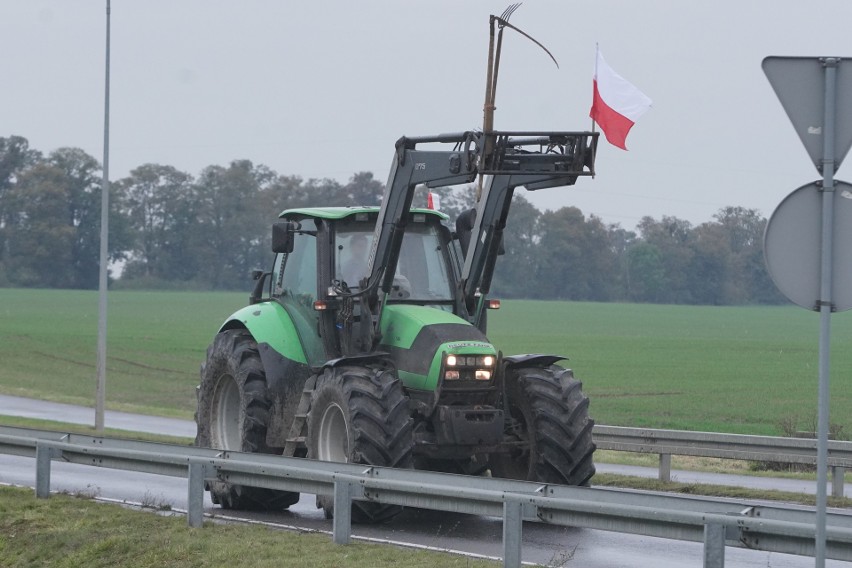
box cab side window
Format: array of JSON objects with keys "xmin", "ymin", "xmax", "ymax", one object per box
[
  {"xmin": 276, "ymin": 230, "xmax": 317, "ymax": 302},
  {"xmin": 336, "ymin": 231, "xmax": 373, "ymax": 290}
]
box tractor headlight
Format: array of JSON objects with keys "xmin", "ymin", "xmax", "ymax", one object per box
[{"xmin": 443, "ymin": 352, "xmax": 496, "ymax": 382}]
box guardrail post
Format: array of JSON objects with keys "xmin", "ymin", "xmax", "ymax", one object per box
[
  {"xmin": 832, "ymin": 466, "xmax": 845, "ymax": 498},
  {"xmin": 503, "ymin": 500, "xmax": 523, "ymax": 568},
  {"xmin": 703, "ymin": 523, "xmax": 725, "ymax": 568},
  {"xmin": 35, "ymin": 442, "xmax": 56, "ymax": 499},
  {"xmin": 659, "ymin": 453, "xmax": 672, "ymax": 482},
  {"xmin": 187, "ymin": 461, "xmax": 207, "ymax": 528},
  {"xmin": 332, "ymin": 480, "xmax": 352, "ymax": 545}
]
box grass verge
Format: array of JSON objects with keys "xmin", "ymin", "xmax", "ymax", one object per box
[
  {"xmin": 0, "ymin": 486, "xmax": 498, "ymax": 568},
  {"xmin": 593, "ymin": 450, "xmax": 844, "ymax": 482},
  {"xmin": 593, "ymin": 473, "xmax": 852, "ymax": 508},
  {"xmin": 0, "ymin": 415, "xmax": 194, "ymax": 446}
]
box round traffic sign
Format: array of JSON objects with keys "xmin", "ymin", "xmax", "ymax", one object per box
[{"xmin": 764, "ymin": 180, "xmax": 852, "ymax": 311}]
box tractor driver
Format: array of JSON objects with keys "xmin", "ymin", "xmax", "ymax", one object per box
[{"xmin": 341, "ymin": 233, "xmax": 369, "ymax": 288}]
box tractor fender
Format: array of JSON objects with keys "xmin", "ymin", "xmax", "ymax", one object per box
[
  {"xmin": 219, "ymin": 302, "xmax": 314, "ymax": 449},
  {"xmin": 220, "ymin": 302, "xmax": 312, "ymax": 400},
  {"xmin": 220, "ymin": 302, "xmax": 310, "ymax": 367},
  {"xmin": 502, "ymin": 353, "xmax": 567, "ymax": 369}
]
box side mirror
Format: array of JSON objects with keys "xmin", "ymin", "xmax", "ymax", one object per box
[{"xmin": 272, "ymin": 221, "xmax": 297, "ymax": 253}]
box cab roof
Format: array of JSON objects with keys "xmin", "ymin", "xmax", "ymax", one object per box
[{"xmin": 279, "ymin": 206, "xmax": 449, "ymax": 221}]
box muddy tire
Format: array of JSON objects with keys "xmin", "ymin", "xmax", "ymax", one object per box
[
  {"xmin": 307, "ymin": 364, "xmax": 413, "ymax": 523},
  {"xmin": 195, "ymin": 329, "xmax": 300, "ymax": 510},
  {"xmin": 490, "ymin": 365, "xmax": 596, "ymax": 486}
]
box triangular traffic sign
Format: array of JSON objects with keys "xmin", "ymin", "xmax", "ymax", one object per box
[{"xmin": 762, "ymin": 56, "xmax": 852, "ymax": 173}]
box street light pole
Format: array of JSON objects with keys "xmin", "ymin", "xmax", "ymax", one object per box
[{"xmin": 95, "ymin": 0, "xmax": 111, "ymax": 432}]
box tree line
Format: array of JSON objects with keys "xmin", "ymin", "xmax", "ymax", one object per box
[{"xmin": 0, "ymin": 135, "xmax": 784, "ymax": 305}]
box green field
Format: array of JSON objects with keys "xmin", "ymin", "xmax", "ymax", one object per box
[
  {"xmin": 1, "ymin": 288, "xmax": 850, "ymax": 436},
  {"xmin": 491, "ymin": 299, "xmax": 852, "ymax": 435}
]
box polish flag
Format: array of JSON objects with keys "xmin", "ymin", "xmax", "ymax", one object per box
[
  {"xmin": 427, "ymin": 192, "xmax": 441, "ymax": 211},
  {"xmin": 590, "ymin": 47, "xmax": 652, "ymax": 150}
]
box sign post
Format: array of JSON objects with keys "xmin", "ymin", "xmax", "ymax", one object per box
[
  {"xmin": 763, "ymin": 56, "xmax": 852, "ymax": 568},
  {"xmin": 814, "ymin": 58, "xmax": 837, "ymax": 568}
]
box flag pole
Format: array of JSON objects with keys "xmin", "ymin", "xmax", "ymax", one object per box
[
  {"xmin": 591, "ymin": 43, "xmax": 599, "ymax": 134},
  {"xmin": 589, "ymin": 43, "xmax": 598, "ymax": 178}
]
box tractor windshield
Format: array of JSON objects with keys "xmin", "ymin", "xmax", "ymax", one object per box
[{"xmin": 336, "ymin": 220, "xmax": 453, "ymax": 302}]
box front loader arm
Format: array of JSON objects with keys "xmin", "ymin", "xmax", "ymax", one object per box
[
  {"xmin": 355, "ymin": 132, "xmax": 480, "ymax": 350},
  {"xmin": 458, "ymin": 132, "xmax": 599, "ymax": 327},
  {"xmin": 367, "ymin": 132, "xmax": 480, "ymax": 300},
  {"xmin": 360, "ymin": 130, "xmax": 598, "ymax": 346}
]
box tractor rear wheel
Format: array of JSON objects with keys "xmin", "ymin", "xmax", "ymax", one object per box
[
  {"xmin": 195, "ymin": 329, "xmax": 300, "ymax": 510},
  {"xmin": 490, "ymin": 365, "xmax": 596, "ymax": 486},
  {"xmin": 307, "ymin": 364, "xmax": 414, "ymax": 523}
]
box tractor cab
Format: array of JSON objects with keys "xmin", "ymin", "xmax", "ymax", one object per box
[
  {"xmin": 269, "ymin": 207, "xmax": 463, "ymax": 363},
  {"xmin": 332, "ymin": 210, "xmax": 456, "ymax": 305}
]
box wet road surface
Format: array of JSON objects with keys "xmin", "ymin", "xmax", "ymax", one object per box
[{"xmin": 1, "ymin": 395, "xmax": 848, "ymax": 566}]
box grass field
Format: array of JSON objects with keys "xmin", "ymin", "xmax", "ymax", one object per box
[
  {"xmin": 491, "ymin": 300, "xmax": 852, "ymax": 435},
  {"xmin": 1, "ymin": 288, "xmax": 851, "ymax": 436},
  {"xmin": 0, "ymin": 289, "xmax": 244, "ymax": 418}
]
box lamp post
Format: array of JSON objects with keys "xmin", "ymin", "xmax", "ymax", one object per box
[{"xmin": 95, "ymin": 0, "xmax": 111, "ymax": 432}]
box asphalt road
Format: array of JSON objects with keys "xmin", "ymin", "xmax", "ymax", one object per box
[
  {"xmin": 1, "ymin": 394, "xmax": 842, "ymax": 497},
  {"xmin": 0, "ymin": 395, "xmax": 847, "ymax": 567},
  {"xmin": 0, "ymin": 394, "xmax": 197, "ymax": 438}
]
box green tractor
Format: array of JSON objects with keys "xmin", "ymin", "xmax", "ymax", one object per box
[{"xmin": 195, "ymin": 130, "xmax": 599, "ymax": 521}]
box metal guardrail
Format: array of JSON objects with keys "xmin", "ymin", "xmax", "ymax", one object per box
[
  {"xmin": 594, "ymin": 425, "xmax": 852, "ymax": 497},
  {"xmin": 1, "ymin": 425, "xmax": 852, "ymax": 568}
]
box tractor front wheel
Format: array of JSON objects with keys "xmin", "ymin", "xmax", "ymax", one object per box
[
  {"xmin": 195, "ymin": 329, "xmax": 300, "ymax": 510},
  {"xmin": 307, "ymin": 364, "xmax": 414, "ymax": 523},
  {"xmin": 490, "ymin": 365, "xmax": 596, "ymax": 486}
]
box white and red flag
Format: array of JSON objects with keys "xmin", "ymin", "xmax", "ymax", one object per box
[{"xmin": 590, "ymin": 46, "xmax": 652, "ymax": 150}]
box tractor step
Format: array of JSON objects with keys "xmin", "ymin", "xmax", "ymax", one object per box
[{"xmin": 282, "ymin": 375, "xmax": 317, "ymax": 456}]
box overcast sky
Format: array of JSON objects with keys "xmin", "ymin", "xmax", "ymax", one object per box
[{"xmin": 3, "ymin": 1, "xmax": 851, "ymax": 229}]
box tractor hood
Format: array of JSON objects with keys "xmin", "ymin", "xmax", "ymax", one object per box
[{"xmin": 379, "ymin": 304, "xmax": 496, "ymax": 390}]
